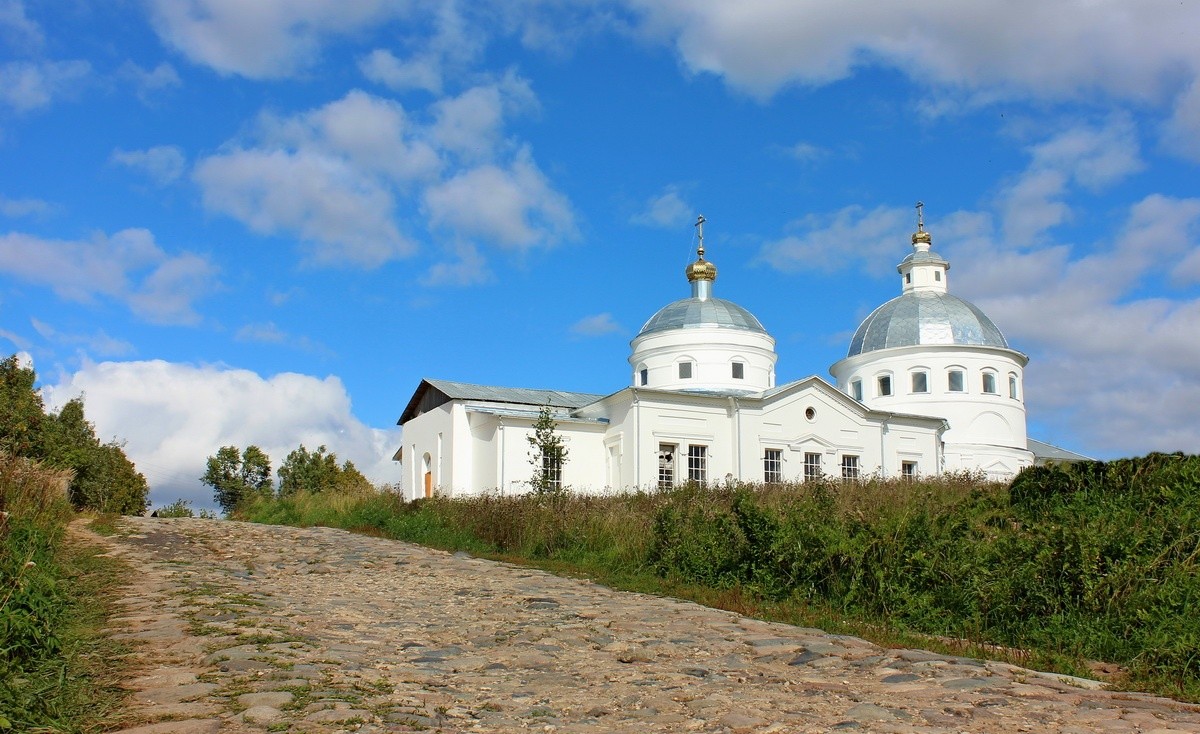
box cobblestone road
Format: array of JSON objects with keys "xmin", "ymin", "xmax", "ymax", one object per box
[{"xmin": 95, "ymin": 517, "xmax": 1200, "ymax": 733}]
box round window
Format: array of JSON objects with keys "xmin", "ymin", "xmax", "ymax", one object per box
[{"xmin": 805, "ymin": 407, "xmax": 816, "ymax": 421}]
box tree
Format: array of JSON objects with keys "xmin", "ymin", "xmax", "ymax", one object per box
[
  {"xmin": 0, "ymin": 354, "xmax": 45, "ymax": 457},
  {"xmin": 527, "ymin": 406, "xmax": 569, "ymax": 495},
  {"xmin": 202, "ymin": 445, "xmax": 273, "ymax": 514},
  {"xmin": 277, "ymin": 444, "xmax": 372, "ymax": 495}
]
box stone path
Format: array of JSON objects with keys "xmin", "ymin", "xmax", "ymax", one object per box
[{"xmin": 93, "ymin": 516, "xmax": 1200, "ymax": 733}]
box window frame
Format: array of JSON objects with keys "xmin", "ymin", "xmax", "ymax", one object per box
[
  {"xmin": 947, "ymin": 368, "xmax": 965, "ymax": 392},
  {"xmin": 841, "ymin": 454, "xmax": 860, "ymax": 481},
  {"xmin": 763, "ymin": 448, "xmax": 783, "ymax": 484},
  {"xmin": 732, "ymin": 362, "xmax": 745, "ymax": 380},
  {"xmin": 804, "ymin": 452, "xmax": 822, "ymax": 481},
  {"xmin": 901, "ymin": 460, "xmax": 917, "ymax": 480},
  {"xmin": 687, "ymin": 444, "xmax": 707, "ymax": 484},
  {"xmin": 911, "ymin": 370, "xmax": 929, "ymax": 394},
  {"xmin": 678, "ymin": 361, "xmax": 693, "ymax": 379},
  {"xmin": 657, "ymin": 444, "xmax": 676, "ymax": 490},
  {"xmin": 877, "ymin": 373, "xmax": 893, "ymax": 397},
  {"xmin": 982, "ymin": 370, "xmax": 998, "ymax": 395},
  {"xmin": 638, "ymin": 367, "xmax": 648, "ymax": 386},
  {"xmin": 850, "ymin": 379, "xmax": 863, "ymax": 402},
  {"xmin": 1008, "ymin": 372, "xmax": 1019, "ymax": 399},
  {"xmin": 542, "ymin": 451, "xmax": 563, "ymax": 491}
]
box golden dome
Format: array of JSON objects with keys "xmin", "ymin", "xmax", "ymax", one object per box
[{"xmin": 686, "ymin": 258, "xmax": 717, "ymax": 282}]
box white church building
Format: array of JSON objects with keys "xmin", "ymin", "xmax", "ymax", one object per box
[{"xmin": 395, "ymin": 211, "xmax": 1082, "ymax": 499}]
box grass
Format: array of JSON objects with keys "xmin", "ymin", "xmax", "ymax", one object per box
[{"xmin": 238, "ymin": 455, "xmax": 1200, "ymax": 703}]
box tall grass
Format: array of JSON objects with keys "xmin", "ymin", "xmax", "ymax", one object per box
[
  {"xmin": 239, "ymin": 454, "xmax": 1200, "ymax": 701},
  {"xmin": 0, "ymin": 452, "xmax": 128, "ymax": 732}
]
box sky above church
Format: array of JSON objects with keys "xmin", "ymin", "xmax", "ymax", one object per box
[{"xmin": 3, "ymin": 1, "xmax": 1200, "ymax": 510}]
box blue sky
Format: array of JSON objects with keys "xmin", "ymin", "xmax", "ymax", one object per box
[{"xmin": 3, "ymin": 1, "xmax": 1200, "ymax": 510}]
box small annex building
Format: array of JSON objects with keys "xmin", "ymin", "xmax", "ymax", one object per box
[{"xmin": 395, "ymin": 212, "xmax": 1077, "ymax": 499}]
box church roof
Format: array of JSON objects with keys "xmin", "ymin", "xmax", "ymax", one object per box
[
  {"xmin": 847, "ymin": 290, "xmax": 1009, "ymax": 357},
  {"xmin": 399, "ymin": 378, "xmax": 604, "ymax": 425},
  {"xmin": 1028, "ymin": 438, "xmax": 1093, "ymax": 464},
  {"xmin": 638, "ymin": 296, "xmax": 767, "ymax": 336}
]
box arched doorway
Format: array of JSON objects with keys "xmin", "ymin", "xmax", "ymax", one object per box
[{"xmin": 421, "ymin": 452, "xmax": 433, "ymax": 498}]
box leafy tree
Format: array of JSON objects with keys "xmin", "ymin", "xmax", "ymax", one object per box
[
  {"xmin": 202, "ymin": 445, "xmax": 273, "ymax": 514},
  {"xmin": 0, "ymin": 355, "xmax": 45, "ymax": 457},
  {"xmin": 527, "ymin": 406, "xmax": 569, "ymax": 495},
  {"xmin": 277, "ymin": 444, "xmax": 372, "ymax": 495}
]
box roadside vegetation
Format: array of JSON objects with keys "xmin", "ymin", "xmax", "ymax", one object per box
[
  {"xmin": 1, "ymin": 354, "xmax": 146, "ymax": 731},
  {"xmin": 239, "ymin": 453, "xmax": 1200, "ymax": 702}
]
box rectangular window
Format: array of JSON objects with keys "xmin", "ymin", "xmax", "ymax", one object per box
[
  {"xmin": 911, "ymin": 371, "xmax": 928, "ymax": 393},
  {"xmin": 851, "ymin": 379, "xmax": 863, "ymax": 402},
  {"xmin": 763, "ymin": 449, "xmax": 782, "ymax": 484},
  {"xmin": 948, "ymin": 369, "xmax": 964, "ymax": 392},
  {"xmin": 1009, "ymin": 373, "xmax": 1018, "ymax": 399},
  {"xmin": 657, "ymin": 444, "xmax": 676, "ymax": 490},
  {"xmin": 543, "ymin": 452, "xmax": 563, "ymax": 491},
  {"xmin": 687, "ymin": 445, "xmax": 707, "ymax": 483},
  {"xmin": 639, "ymin": 368, "xmax": 648, "ymax": 386},
  {"xmin": 935, "ymin": 271, "xmax": 942, "ymax": 281},
  {"xmin": 877, "ymin": 375, "xmax": 892, "ymax": 397},
  {"xmin": 982, "ymin": 372, "xmax": 997, "ymax": 394},
  {"xmin": 804, "ymin": 452, "xmax": 822, "ymax": 481},
  {"xmin": 732, "ymin": 362, "xmax": 744, "ymax": 379},
  {"xmin": 678, "ymin": 362, "xmax": 692, "ymax": 379},
  {"xmin": 902, "ymin": 461, "xmax": 917, "ymax": 480},
  {"xmin": 841, "ymin": 454, "xmax": 860, "ymax": 480}
]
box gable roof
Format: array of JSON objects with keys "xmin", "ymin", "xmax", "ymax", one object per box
[{"xmin": 398, "ymin": 378, "xmax": 605, "ymax": 425}]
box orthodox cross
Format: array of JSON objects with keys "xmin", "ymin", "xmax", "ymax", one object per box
[
  {"xmin": 915, "ymin": 201, "xmax": 925, "ymax": 233},
  {"xmin": 695, "ymin": 214, "xmax": 707, "ymax": 259}
]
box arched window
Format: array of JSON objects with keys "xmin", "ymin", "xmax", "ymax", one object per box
[
  {"xmin": 947, "ymin": 368, "xmax": 965, "ymax": 392},
  {"xmin": 982, "ymin": 370, "xmax": 998, "ymax": 394},
  {"xmin": 1008, "ymin": 372, "xmax": 1019, "ymax": 399},
  {"xmin": 910, "ymin": 369, "xmax": 929, "ymax": 394},
  {"xmin": 678, "ymin": 361, "xmax": 693, "ymax": 379},
  {"xmin": 877, "ymin": 373, "xmax": 893, "ymax": 397},
  {"xmin": 638, "ymin": 366, "xmax": 648, "ymax": 386},
  {"xmin": 731, "ymin": 361, "xmax": 745, "ymax": 379},
  {"xmin": 850, "ymin": 379, "xmax": 863, "ymax": 402}
]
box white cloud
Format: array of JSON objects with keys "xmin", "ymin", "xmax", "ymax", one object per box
[
  {"xmin": 30, "ymin": 318, "xmax": 134, "ymax": 357},
  {"xmin": 194, "ymin": 147, "xmax": 413, "ymax": 267},
  {"xmin": 0, "ymin": 59, "xmax": 89, "ymax": 112},
  {"xmin": 998, "ymin": 117, "xmax": 1143, "ymax": 245},
  {"xmin": 359, "ymin": 48, "xmax": 444, "ymax": 94},
  {"xmin": 631, "ymin": 185, "xmax": 692, "ymax": 228},
  {"xmin": 0, "ymin": 194, "xmax": 52, "ymax": 218},
  {"xmin": 570, "ymin": 312, "xmax": 623, "ymax": 337},
  {"xmin": 0, "ymin": 0, "xmax": 41, "ymax": 50},
  {"xmin": 757, "ymin": 204, "xmax": 912, "ymax": 277},
  {"xmin": 147, "ymin": 0, "xmax": 404, "ymax": 79},
  {"xmin": 119, "ymin": 61, "xmax": 182, "ymax": 103},
  {"xmin": 111, "ymin": 145, "xmax": 187, "ymax": 185},
  {"xmin": 424, "ymin": 146, "xmax": 575, "ymax": 249},
  {"xmin": 782, "ymin": 141, "xmax": 827, "ymax": 164},
  {"xmin": 430, "ymin": 73, "xmax": 537, "ymax": 161},
  {"xmin": 42, "ymin": 360, "xmax": 402, "ymax": 510},
  {"xmin": 422, "ymin": 242, "xmax": 491, "ymax": 287},
  {"xmin": 235, "ymin": 321, "xmax": 332, "ymax": 356},
  {"xmin": 0, "ymin": 228, "xmax": 217, "ymax": 324}
]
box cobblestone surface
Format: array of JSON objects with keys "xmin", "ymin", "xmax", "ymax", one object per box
[{"xmin": 95, "ymin": 517, "xmax": 1200, "ymax": 733}]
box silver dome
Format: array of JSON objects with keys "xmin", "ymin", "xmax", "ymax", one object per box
[
  {"xmin": 847, "ymin": 291, "xmax": 1008, "ymax": 357},
  {"xmin": 638, "ymin": 297, "xmax": 767, "ymax": 337}
]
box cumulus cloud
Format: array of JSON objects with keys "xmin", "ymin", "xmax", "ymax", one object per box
[
  {"xmin": 570, "ymin": 312, "xmax": 623, "ymax": 337},
  {"xmin": 631, "ymin": 185, "xmax": 692, "ymax": 228},
  {"xmin": 147, "ymin": 0, "xmax": 404, "ymax": 79},
  {"xmin": 0, "ymin": 228, "xmax": 217, "ymax": 324},
  {"xmin": 424, "ymin": 146, "xmax": 576, "ymax": 249},
  {"xmin": 360, "ymin": 48, "xmax": 444, "ymax": 95},
  {"xmin": 0, "ymin": 59, "xmax": 89, "ymax": 112},
  {"xmin": 42, "ymin": 360, "xmax": 402, "ymax": 511},
  {"xmin": 111, "ymin": 145, "xmax": 187, "ymax": 185},
  {"xmin": 423, "ymin": 242, "xmax": 491, "ymax": 287}
]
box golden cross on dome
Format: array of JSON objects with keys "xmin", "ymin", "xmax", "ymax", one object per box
[
  {"xmin": 915, "ymin": 201, "xmax": 925, "ymax": 232},
  {"xmin": 695, "ymin": 214, "xmax": 707, "ymax": 260}
]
